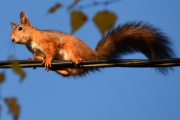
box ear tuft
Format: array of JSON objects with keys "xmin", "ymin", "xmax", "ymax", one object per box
[
  {"xmin": 10, "ymin": 22, "xmax": 17, "ymax": 29},
  {"xmin": 20, "ymin": 11, "xmax": 26, "ymax": 18},
  {"xmin": 20, "ymin": 11, "xmax": 30, "ymax": 25}
]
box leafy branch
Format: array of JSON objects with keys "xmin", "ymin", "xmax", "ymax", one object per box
[
  {"xmin": 72, "ymin": 0, "xmax": 122, "ymax": 9},
  {"xmin": 47, "ymin": 0, "xmax": 121, "ymax": 34}
]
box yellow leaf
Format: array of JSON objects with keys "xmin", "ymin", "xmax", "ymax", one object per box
[
  {"xmin": 48, "ymin": 3, "xmax": 62, "ymax": 13},
  {"xmin": 93, "ymin": 10, "xmax": 117, "ymax": 35},
  {"xmin": 0, "ymin": 73, "xmax": 5, "ymax": 84},
  {"xmin": 11, "ymin": 61, "xmax": 26, "ymax": 81},
  {"xmin": 68, "ymin": 0, "xmax": 81, "ymax": 10},
  {"xmin": 4, "ymin": 98, "xmax": 20, "ymax": 120},
  {"xmin": 71, "ymin": 11, "xmax": 88, "ymax": 34}
]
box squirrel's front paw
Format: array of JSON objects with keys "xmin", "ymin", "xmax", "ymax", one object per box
[
  {"xmin": 42, "ymin": 58, "xmax": 52, "ymax": 71},
  {"xmin": 70, "ymin": 57, "xmax": 84, "ymax": 64}
]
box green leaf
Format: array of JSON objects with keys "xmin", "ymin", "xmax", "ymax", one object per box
[
  {"xmin": 71, "ymin": 11, "xmax": 88, "ymax": 34},
  {"xmin": 93, "ymin": 10, "xmax": 117, "ymax": 35},
  {"xmin": 4, "ymin": 98, "xmax": 20, "ymax": 120},
  {"xmin": 11, "ymin": 61, "xmax": 26, "ymax": 81},
  {"xmin": 48, "ymin": 3, "xmax": 62, "ymax": 13}
]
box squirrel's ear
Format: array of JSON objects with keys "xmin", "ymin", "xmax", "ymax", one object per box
[
  {"xmin": 20, "ymin": 11, "xmax": 30, "ymax": 25},
  {"xmin": 10, "ymin": 22, "xmax": 17, "ymax": 29}
]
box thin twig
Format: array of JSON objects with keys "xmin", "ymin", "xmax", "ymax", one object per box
[{"xmin": 76, "ymin": 0, "xmax": 122, "ymax": 9}]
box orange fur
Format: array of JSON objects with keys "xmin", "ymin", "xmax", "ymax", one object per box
[
  {"xmin": 10, "ymin": 12, "xmax": 175, "ymax": 76},
  {"xmin": 10, "ymin": 12, "xmax": 97, "ymax": 76}
]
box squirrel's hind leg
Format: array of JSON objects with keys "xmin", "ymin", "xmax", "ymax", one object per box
[
  {"xmin": 54, "ymin": 68, "xmax": 85, "ymax": 77},
  {"xmin": 28, "ymin": 55, "xmax": 44, "ymax": 60},
  {"xmin": 55, "ymin": 69, "xmax": 70, "ymax": 76}
]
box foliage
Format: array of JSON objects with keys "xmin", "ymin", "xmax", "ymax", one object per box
[
  {"xmin": 47, "ymin": 3, "xmax": 62, "ymax": 13},
  {"xmin": 47, "ymin": 0, "xmax": 120, "ymax": 34},
  {"xmin": 71, "ymin": 11, "xmax": 87, "ymax": 34},
  {"xmin": 4, "ymin": 98, "xmax": 20, "ymax": 120},
  {"xmin": 93, "ymin": 10, "xmax": 117, "ymax": 34},
  {"xmin": 0, "ymin": 72, "xmax": 5, "ymax": 84},
  {"xmin": 1, "ymin": 61, "xmax": 25, "ymax": 120},
  {"xmin": 10, "ymin": 61, "xmax": 26, "ymax": 81}
]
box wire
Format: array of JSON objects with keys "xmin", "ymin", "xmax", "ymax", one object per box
[{"xmin": 0, "ymin": 58, "xmax": 180, "ymax": 69}]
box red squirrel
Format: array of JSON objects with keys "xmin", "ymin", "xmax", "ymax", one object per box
[{"xmin": 10, "ymin": 11, "xmax": 175, "ymax": 76}]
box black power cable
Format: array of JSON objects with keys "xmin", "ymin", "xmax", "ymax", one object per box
[{"xmin": 0, "ymin": 58, "xmax": 180, "ymax": 69}]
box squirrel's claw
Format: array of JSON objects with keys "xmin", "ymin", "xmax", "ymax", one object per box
[
  {"xmin": 70, "ymin": 58, "xmax": 84, "ymax": 64},
  {"xmin": 42, "ymin": 59, "xmax": 52, "ymax": 72}
]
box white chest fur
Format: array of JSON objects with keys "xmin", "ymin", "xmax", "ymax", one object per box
[
  {"xmin": 59, "ymin": 49, "xmax": 69, "ymax": 60},
  {"xmin": 28, "ymin": 41, "xmax": 69, "ymax": 60},
  {"xmin": 30, "ymin": 41, "xmax": 45, "ymax": 54}
]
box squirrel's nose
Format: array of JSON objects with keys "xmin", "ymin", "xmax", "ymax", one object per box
[{"xmin": 11, "ymin": 38, "xmax": 15, "ymax": 42}]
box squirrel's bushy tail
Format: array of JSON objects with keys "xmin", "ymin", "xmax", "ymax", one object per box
[{"xmin": 95, "ymin": 21, "xmax": 175, "ymax": 73}]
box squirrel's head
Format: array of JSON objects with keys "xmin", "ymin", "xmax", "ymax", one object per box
[{"xmin": 10, "ymin": 11, "xmax": 34, "ymax": 44}]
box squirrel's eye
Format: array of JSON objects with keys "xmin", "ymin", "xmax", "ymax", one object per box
[{"xmin": 18, "ymin": 27, "xmax": 23, "ymax": 31}]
